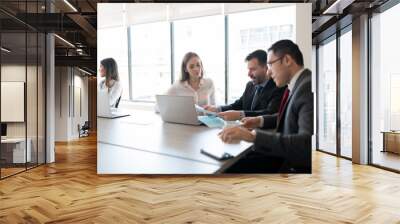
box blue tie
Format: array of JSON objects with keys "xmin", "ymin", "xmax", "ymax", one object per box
[{"xmin": 251, "ymin": 86, "xmax": 262, "ymax": 110}]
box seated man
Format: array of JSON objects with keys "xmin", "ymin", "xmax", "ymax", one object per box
[
  {"xmin": 219, "ymin": 40, "xmax": 313, "ymax": 173},
  {"xmin": 204, "ymin": 50, "xmax": 285, "ymax": 121}
]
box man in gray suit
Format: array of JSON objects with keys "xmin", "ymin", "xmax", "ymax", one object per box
[{"xmin": 219, "ymin": 40, "xmax": 313, "ymax": 173}]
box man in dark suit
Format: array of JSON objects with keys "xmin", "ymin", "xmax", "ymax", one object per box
[
  {"xmin": 204, "ymin": 50, "xmax": 285, "ymax": 121},
  {"xmin": 219, "ymin": 40, "xmax": 313, "ymax": 173}
]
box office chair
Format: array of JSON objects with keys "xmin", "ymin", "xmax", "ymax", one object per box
[{"xmin": 79, "ymin": 121, "xmax": 90, "ymax": 138}]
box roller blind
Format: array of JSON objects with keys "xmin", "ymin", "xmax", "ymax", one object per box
[{"xmin": 98, "ymin": 3, "xmax": 298, "ymax": 27}]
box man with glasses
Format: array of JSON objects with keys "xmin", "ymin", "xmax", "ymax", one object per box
[
  {"xmin": 203, "ymin": 49, "xmax": 285, "ymax": 121},
  {"xmin": 219, "ymin": 40, "xmax": 313, "ymax": 173}
]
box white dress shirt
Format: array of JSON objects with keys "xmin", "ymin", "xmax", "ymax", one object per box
[
  {"xmin": 99, "ymin": 79, "xmax": 123, "ymax": 108},
  {"xmin": 287, "ymin": 68, "xmax": 305, "ymax": 94},
  {"xmin": 166, "ymin": 78, "xmax": 216, "ymax": 106}
]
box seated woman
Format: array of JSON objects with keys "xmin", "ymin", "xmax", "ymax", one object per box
[
  {"xmin": 98, "ymin": 58, "xmax": 123, "ymax": 108},
  {"xmin": 166, "ymin": 52, "xmax": 216, "ymax": 107}
]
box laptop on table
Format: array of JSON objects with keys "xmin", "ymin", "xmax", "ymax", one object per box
[
  {"xmin": 97, "ymin": 89, "xmax": 130, "ymax": 119},
  {"xmin": 155, "ymin": 95, "xmax": 224, "ymax": 127}
]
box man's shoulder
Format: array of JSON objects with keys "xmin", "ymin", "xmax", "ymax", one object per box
[{"xmin": 245, "ymin": 81, "xmax": 254, "ymax": 89}]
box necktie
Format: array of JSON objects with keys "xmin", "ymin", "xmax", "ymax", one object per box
[
  {"xmin": 251, "ymin": 86, "xmax": 262, "ymax": 110},
  {"xmin": 278, "ymin": 88, "xmax": 290, "ymax": 119}
]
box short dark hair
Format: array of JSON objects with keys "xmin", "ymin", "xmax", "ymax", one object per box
[
  {"xmin": 245, "ymin": 49, "xmax": 267, "ymax": 66},
  {"xmin": 268, "ymin": 40, "xmax": 304, "ymax": 66},
  {"xmin": 100, "ymin": 58, "xmax": 119, "ymax": 81},
  {"xmin": 180, "ymin": 52, "xmax": 204, "ymax": 82}
]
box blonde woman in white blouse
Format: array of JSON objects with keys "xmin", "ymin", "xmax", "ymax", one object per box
[
  {"xmin": 166, "ymin": 52, "xmax": 216, "ymax": 107},
  {"xmin": 98, "ymin": 58, "xmax": 123, "ymax": 108}
]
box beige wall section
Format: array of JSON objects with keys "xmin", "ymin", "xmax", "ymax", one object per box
[
  {"xmin": 296, "ymin": 3, "xmax": 314, "ymax": 149},
  {"xmin": 55, "ymin": 66, "xmax": 70, "ymax": 141},
  {"xmin": 296, "ymin": 3, "xmax": 312, "ymax": 69},
  {"xmin": 55, "ymin": 67, "xmax": 89, "ymax": 141},
  {"xmin": 27, "ymin": 64, "xmax": 38, "ymax": 164},
  {"xmin": 38, "ymin": 65, "xmax": 46, "ymax": 164},
  {"xmin": 88, "ymin": 77, "xmax": 97, "ymax": 132},
  {"xmin": 352, "ymin": 15, "xmax": 369, "ymax": 164}
]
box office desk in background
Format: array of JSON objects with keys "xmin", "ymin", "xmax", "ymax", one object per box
[
  {"xmin": 97, "ymin": 109, "xmax": 253, "ymax": 174},
  {"xmin": 381, "ymin": 131, "xmax": 400, "ymax": 154},
  {"xmin": 1, "ymin": 138, "xmax": 32, "ymax": 165}
]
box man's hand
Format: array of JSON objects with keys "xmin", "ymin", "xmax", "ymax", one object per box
[
  {"xmin": 218, "ymin": 126, "xmax": 256, "ymax": 143},
  {"xmin": 218, "ymin": 110, "xmax": 241, "ymax": 121},
  {"xmin": 203, "ymin": 105, "xmax": 218, "ymax": 112},
  {"xmin": 241, "ymin": 117, "xmax": 262, "ymax": 129}
]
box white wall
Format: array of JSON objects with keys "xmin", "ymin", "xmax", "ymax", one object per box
[
  {"xmin": 55, "ymin": 66, "xmax": 69, "ymax": 141},
  {"xmin": 296, "ymin": 3, "xmax": 312, "ymax": 69},
  {"xmin": 55, "ymin": 67, "xmax": 89, "ymax": 141},
  {"xmin": 72, "ymin": 73, "xmax": 89, "ymax": 138}
]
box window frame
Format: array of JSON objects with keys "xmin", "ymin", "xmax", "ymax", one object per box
[{"xmin": 315, "ymin": 24, "xmax": 353, "ymax": 161}]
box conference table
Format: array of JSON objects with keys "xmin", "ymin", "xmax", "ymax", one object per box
[{"xmin": 97, "ymin": 109, "xmax": 253, "ymax": 174}]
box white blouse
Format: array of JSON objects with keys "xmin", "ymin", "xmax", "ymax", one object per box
[
  {"xmin": 166, "ymin": 78, "xmax": 216, "ymax": 106},
  {"xmin": 99, "ymin": 79, "xmax": 123, "ymax": 108}
]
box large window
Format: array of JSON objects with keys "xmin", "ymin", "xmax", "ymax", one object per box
[
  {"xmin": 105, "ymin": 5, "xmax": 298, "ymax": 105},
  {"xmin": 97, "ymin": 26, "xmax": 130, "ymax": 100},
  {"xmin": 316, "ymin": 27, "xmax": 353, "ymax": 159},
  {"xmin": 317, "ymin": 37, "xmax": 337, "ymax": 154},
  {"xmin": 371, "ymin": 3, "xmax": 400, "ymax": 171},
  {"xmin": 339, "ymin": 29, "xmax": 352, "ymax": 158},
  {"xmin": 130, "ymin": 22, "xmax": 171, "ymax": 102},
  {"xmin": 227, "ymin": 7, "xmax": 295, "ymax": 103},
  {"xmin": 173, "ymin": 15, "xmax": 225, "ymax": 104}
]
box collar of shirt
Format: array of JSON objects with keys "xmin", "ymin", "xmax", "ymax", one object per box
[{"xmin": 287, "ymin": 68, "xmax": 305, "ymax": 93}]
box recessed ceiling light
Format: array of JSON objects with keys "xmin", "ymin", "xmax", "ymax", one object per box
[
  {"xmin": 1, "ymin": 47, "xmax": 11, "ymax": 53},
  {"xmin": 54, "ymin": 34, "xmax": 75, "ymax": 48},
  {"xmin": 63, "ymin": 0, "xmax": 78, "ymax": 12},
  {"xmin": 78, "ymin": 67, "xmax": 92, "ymax": 76}
]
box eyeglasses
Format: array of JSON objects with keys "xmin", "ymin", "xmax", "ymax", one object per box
[{"xmin": 267, "ymin": 57, "xmax": 283, "ymax": 68}]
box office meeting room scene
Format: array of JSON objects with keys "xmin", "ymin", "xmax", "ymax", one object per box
[
  {"xmin": 97, "ymin": 3, "xmax": 313, "ymax": 174},
  {"xmin": 1, "ymin": 0, "xmax": 400, "ymax": 223}
]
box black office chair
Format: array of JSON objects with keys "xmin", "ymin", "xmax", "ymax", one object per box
[
  {"xmin": 79, "ymin": 121, "xmax": 90, "ymax": 138},
  {"xmin": 115, "ymin": 96, "xmax": 122, "ymax": 108}
]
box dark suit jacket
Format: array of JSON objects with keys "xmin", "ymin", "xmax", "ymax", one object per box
[
  {"xmin": 220, "ymin": 79, "xmax": 285, "ymax": 117},
  {"xmin": 253, "ymin": 69, "xmax": 313, "ymax": 171}
]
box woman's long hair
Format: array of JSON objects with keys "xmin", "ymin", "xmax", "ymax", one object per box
[{"xmin": 101, "ymin": 58, "xmax": 119, "ymax": 83}]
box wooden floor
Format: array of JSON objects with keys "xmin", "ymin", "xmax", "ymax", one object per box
[
  {"xmin": 1, "ymin": 134, "xmax": 400, "ymax": 223},
  {"xmin": 1, "ymin": 167, "xmax": 26, "ymax": 178}
]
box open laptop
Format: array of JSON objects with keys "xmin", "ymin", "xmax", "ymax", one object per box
[
  {"xmin": 156, "ymin": 95, "xmax": 224, "ymax": 127},
  {"xmin": 97, "ymin": 89, "xmax": 130, "ymax": 119}
]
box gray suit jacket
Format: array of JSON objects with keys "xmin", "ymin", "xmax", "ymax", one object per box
[{"xmin": 253, "ymin": 69, "xmax": 313, "ymax": 170}]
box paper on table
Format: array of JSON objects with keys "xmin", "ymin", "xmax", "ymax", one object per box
[
  {"xmin": 195, "ymin": 104, "xmax": 218, "ymax": 117},
  {"xmin": 198, "ymin": 116, "xmax": 225, "ymax": 128}
]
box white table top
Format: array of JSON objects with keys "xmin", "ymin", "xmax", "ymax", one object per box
[
  {"xmin": 1, "ymin": 137, "xmax": 29, "ymax": 143},
  {"xmin": 97, "ymin": 109, "xmax": 253, "ymax": 174}
]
